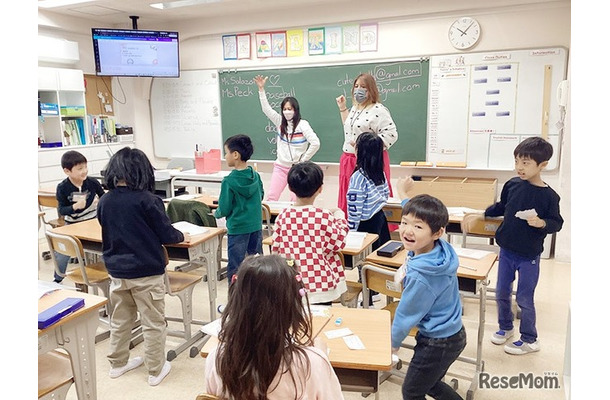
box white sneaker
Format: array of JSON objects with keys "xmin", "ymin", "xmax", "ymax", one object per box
[
  {"xmin": 490, "ymin": 329, "xmax": 514, "ymax": 345},
  {"xmin": 148, "ymin": 361, "xmax": 171, "ymax": 386},
  {"xmin": 504, "ymin": 340, "xmax": 540, "ymax": 355},
  {"xmin": 109, "ymin": 357, "xmax": 144, "ymax": 378}
]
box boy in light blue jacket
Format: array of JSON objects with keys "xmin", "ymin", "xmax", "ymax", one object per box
[{"xmin": 392, "ymin": 194, "xmax": 466, "ymax": 400}]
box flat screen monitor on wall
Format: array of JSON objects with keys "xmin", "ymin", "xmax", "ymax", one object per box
[{"xmin": 92, "ymin": 28, "xmax": 180, "ymax": 77}]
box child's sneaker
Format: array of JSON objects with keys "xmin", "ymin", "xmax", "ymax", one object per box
[
  {"xmin": 109, "ymin": 357, "xmax": 144, "ymax": 378},
  {"xmin": 504, "ymin": 340, "xmax": 540, "ymax": 355},
  {"xmin": 490, "ymin": 329, "xmax": 514, "ymax": 345},
  {"xmin": 148, "ymin": 361, "xmax": 171, "ymax": 386}
]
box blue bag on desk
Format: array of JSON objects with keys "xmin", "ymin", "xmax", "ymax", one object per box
[{"xmin": 38, "ymin": 297, "xmax": 85, "ymax": 329}]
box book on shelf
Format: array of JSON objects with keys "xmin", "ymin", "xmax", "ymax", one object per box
[{"xmin": 87, "ymin": 115, "xmax": 116, "ymax": 144}]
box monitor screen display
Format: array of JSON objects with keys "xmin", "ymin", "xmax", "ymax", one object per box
[{"xmin": 92, "ymin": 28, "xmax": 180, "ymax": 78}]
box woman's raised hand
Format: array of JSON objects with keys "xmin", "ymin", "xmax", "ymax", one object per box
[
  {"xmin": 254, "ymin": 75, "xmax": 267, "ymax": 91},
  {"xmin": 336, "ymin": 94, "xmax": 346, "ymax": 109}
]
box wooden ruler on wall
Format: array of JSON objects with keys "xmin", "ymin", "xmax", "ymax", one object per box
[{"xmin": 541, "ymin": 65, "xmax": 552, "ymax": 140}]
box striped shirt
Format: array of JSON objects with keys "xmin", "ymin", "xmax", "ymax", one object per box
[{"xmin": 346, "ymin": 169, "xmax": 389, "ymax": 230}]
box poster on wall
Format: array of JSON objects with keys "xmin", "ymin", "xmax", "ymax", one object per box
[
  {"xmin": 342, "ymin": 24, "xmax": 359, "ymax": 53},
  {"xmin": 271, "ymin": 31, "xmax": 287, "ymax": 57},
  {"xmin": 325, "ymin": 26, "xmax": 342, "ymax": 54},
  {"xmin": 287, "ymin": 29, "xmax": 305, "ymax": 57},
  {"xmin": 359, "ymin": 23, "xmax": 378, "ymax": 52},
  {"xmin": 222, "ymin": 35, "xmax": 237, "ymax": 60},
  {"xmin": 308, "ymin": 27, "xmax": 325, "ymax": 55},
  {"xmin": 256, "ymin": 32, "xmax": 272, "ymax": 58},
  {"xmin": 237, "ymin": 34, "xmax": 251, "ymax": 59}
]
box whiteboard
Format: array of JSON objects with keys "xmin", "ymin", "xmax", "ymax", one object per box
[
  {"xmin": 150, "ymin": 70, "xmax": 222, "ymax": 158},
  {"xmin": 427, "ymin": 47, "xmax": 567, "ymax": 170}
]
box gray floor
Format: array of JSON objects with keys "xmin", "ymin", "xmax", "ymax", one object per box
[{"xmin": 37, "ymin": 239, "xmax": 570, "ymax": 400}]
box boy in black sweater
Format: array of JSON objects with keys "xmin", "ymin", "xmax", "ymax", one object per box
[
  {"xmin": 53, "ymin": 150, "xmax": 105, "ymax": 282},
  {"xmin": 462, "ymin": 137, "xmax": 563, "ymax": 355}
]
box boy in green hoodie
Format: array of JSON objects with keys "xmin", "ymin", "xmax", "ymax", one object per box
[
  {"xmin": 214, "ymin": 134, "xmax": 264, "ymax": 284},
  {"xmin": 392, "ymin": 194, "xmax": 466, "ymax": 399}
]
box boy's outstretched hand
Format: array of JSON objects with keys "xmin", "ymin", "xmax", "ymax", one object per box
[{"xmin": 397, "ymin": 176, "xmax": 415, "ymax": 200}]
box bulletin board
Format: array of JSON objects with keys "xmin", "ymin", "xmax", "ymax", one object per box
[
  {"xmin": 84, "ymin": 74, "xmax": 114, "ymax": 116},
  {"xmin": 427, "ymin": 47, "xmax": 567, "ymax": 170}
]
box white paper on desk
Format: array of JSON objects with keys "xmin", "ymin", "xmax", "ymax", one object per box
[
  {"xmin": 453, "ymin": 246, "xmax": 492, "ymax": 260},
  {"xmin": 343, "ymin": 335, "xmax": 366, "ymax": 350},
  {"xmin": 515, "ymin": 208, "xmax": 537, "ymax": 220},
  {"xmin": 38, "ymin": 280, "xmax": 76, "ymax": 299},
  {"xmin": 200, "ymin": 318, "xmax": 222, "ymax": 337},
  {"xmin": 172, "ymin": 221, "xmax": 209, "ymax": 235},
  {"xmin": 325, "ymin": 328, "xmax": 353, "ymax": 339},
  {"xmin": 309, "ymin": 305, "xmax": 331, "ymax": 317},
  {"xmin": 447, "ymin": 207, "xmax": 481, "ymax": 217},
  {"xmin": 345, "ymin": 232, "xmax": 367, "ymax": 248},
  {"xmin": 387, "ymin": 197, "xmax": 402, "ymax": 205}
]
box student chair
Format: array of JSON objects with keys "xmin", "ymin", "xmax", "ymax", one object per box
[
  {"xmin": 459, "ymin": 216, "xmax": 520, "ymax": 317},
  {"xmin": 261, "ymin": 202, "xmax": 273, "ymax": 240},
  {"xmin": 333, "ymin": 252, "xmax": 362, "ymax": 308},
  {"xmin": 361, "ymin": 263, "xmax": 419, "ymax": 381},
  {"xmin": 162, "ymin": 246, "xmax": 210, "ymax": 361},
  {"xmin": 38, "ymin": 192, "xmax": 65, "ymax": 260},
  {"xmin": 38, "ymin": 350, "xmax": 74, "ymax": 400},
  {"xmin": 45, "ymin": 230, "xmax": 116, "ymax": 342}
]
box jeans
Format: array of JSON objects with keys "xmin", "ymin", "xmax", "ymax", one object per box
[
  {"xmin": 496, "ymin": 248, "xmax": 541, "ymax": 343},
  {"xmin": 226, "ymin": 230, "xmax": 263, "ymax": 284},
  {"xmin": 402, "ymin": 326, "xmax": 467, "ymax": 400},
  {"xmin": 53, "ymin": 252, "xmax": 71, "ymax": 282}
]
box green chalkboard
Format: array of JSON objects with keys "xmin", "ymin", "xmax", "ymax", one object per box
[{"xmin": 219, "ymin": 60, "xmax": 429, "ymax": 164}]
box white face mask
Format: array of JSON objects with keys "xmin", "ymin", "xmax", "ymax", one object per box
[{"xmin": 283, "ymin": 110, "xmax": 295, "ymax": 120}]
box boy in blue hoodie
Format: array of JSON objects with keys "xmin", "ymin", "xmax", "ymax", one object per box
[
  {"xmin": 214, "ymin": 134, "xmax": 264, "ymax": 284},
  {"xmin": 392, "ymin": 194, "xmax": 466, "ymax": 400}
]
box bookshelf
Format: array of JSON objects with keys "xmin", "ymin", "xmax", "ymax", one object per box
[{"xmin": 38, "ymin": 67, "xmax": 118, "ymax": 147}]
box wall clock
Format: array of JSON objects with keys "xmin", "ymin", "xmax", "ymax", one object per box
[{"xmin": 448, "ymin": 17, "xmax": 481, "ymax": 50}]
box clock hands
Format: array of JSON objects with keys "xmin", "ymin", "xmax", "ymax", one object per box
[{"xmin": 461, "ymin": 21, "xmax": 475, "ymax": 36}]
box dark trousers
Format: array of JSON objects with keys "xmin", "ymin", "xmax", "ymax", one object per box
[
  {"xmin": 357, "ymin": 209, "xmax": 391, "ymax": 300},
  {"xmin": 402, "ymin": 326, "xmax": 467, "ymax": 400},
  {"xmin": 226, "ymin": 230, "xmax": 263, "ymax": 284}
]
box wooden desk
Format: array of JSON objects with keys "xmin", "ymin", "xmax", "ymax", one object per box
[
  {"xmin": 201, "ymin": 307, "xmax": 392, "ymax": 399},
  {"xmin": 365, "ymin": 241, "xmax": 497, "ymax": 400},
  {"xmin": 39, "ymin": 289, "xmax": 108, "ymax": 400},
  {"xmin": 51, "ymin": 218, "xmax": 227, "ymax": 320},
  {"xmin": 262, "ymin": 232, "xmax": 378, "ymax": 270}
]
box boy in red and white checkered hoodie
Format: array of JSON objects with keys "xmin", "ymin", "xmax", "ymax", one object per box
[{"xmin": 271, "ymin": 161, "xmax": 349, "ymax": 305}]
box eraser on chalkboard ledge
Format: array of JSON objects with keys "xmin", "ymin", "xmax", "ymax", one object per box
[
  {"xmin": 416, "ymin": 162, "xmax": 433, "ymax": 167},
  {"xmin": 400, "ymin": 161, "xmax": 417, "ymax": 166},
  {"xmin": 436, "ymin": 162, "xmax": 467, "ymax": 168}
]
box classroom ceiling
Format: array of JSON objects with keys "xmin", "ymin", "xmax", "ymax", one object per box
[
  {"xmin": 39, "ymin": 0, "xmax": 565, "ymax": 29},
  {"xmin": 39, "ymin": 0, "xmax": 351, "ymax": 27}
]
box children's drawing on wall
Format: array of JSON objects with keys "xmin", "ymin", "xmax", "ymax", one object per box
[
  {"xmin": 325, "ymin": 26, "xmax": 342, "ymax": 55},
  {"xmin": 359, "ymin": 23, "xmax": 378, "ymax": 52},
  {"xmin": 256, "ymin": 32, "xmax": 272, "ymax": 58},
  {"xmin": 222, "ymin": 35, "xmax": 237, "ymax": 60},
  {"xmin": 287, "ymin": 29, "xmax": 304, "ymax": 57},
  {"xmin": 342, "ymin": 24, "xmax": 359, "ymax": 53},
  {"xmin": 237, "ymin": 34, "xmax": 251, "ymax": 59},
  {"xmin": 308, "ymin": 27, "xmax": 325, "ymax": 55},
  {"xmin": 271, "ymin": 32, "xmax": 287, "ymax": 57}
]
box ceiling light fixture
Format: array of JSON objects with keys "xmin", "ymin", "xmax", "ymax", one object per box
[
  {"xmin": 38, "ymin": 0, "xmax": 96, "ymax": 8},
  {"xmin": 150, "ymin": 0, "xmax": 222, "ymax": 10}
]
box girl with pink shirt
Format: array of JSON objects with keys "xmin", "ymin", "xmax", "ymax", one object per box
[{"xmin": 204, "ymin": 254, "xmax": 344, "ymax": 400}]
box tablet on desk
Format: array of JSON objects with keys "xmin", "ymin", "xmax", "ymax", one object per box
[{"xmin": 377, "ymin": 241, "xmax": 404, "ymax": 258}]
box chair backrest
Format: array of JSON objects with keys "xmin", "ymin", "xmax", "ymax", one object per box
[
  {"xmin": 461, "ymin": 217, "xmax": 502, "ymax": 251},
  {"xmin": 45, "ymin": 230, "xmax": 97, "ymax": 286},
  {"xmin": 167, "ymin": 199, "xmax": 217, "ymax": 227},
  {"xmin": 261, "ymin": 203, "xmax": 272, "ymax": 238},
  {"xmin": 38, "ymin": 192, "xmax": 65, "ymax": 228},
  {"xmin": 361, "ymin": 263, "xmax": 403, "ymax": 315}
]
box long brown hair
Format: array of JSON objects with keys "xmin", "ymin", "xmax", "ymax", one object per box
[{"xmin": 216, "ymin": 255, "xmax": 313, "ymax": 400}]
